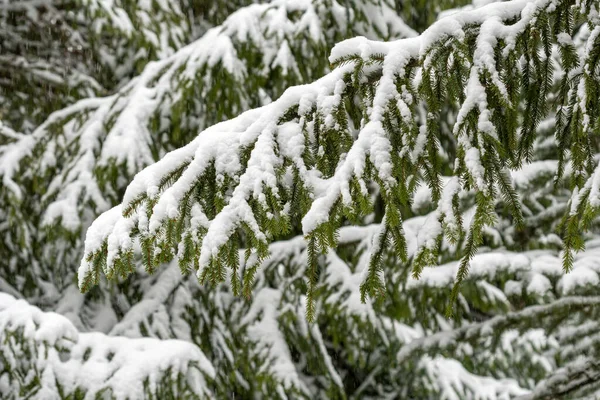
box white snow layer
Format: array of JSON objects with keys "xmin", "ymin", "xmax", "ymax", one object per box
[{"xmin": 0, "ymin": 293, "xmax": 215, "ymax": 399}]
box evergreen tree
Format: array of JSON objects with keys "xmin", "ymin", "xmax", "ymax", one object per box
[
  {"xmin": 0, "ymin": 0, "xmax": 414, "ymax": 313},
  {"xmin": 2, "ymin": 0, "xmax": 600, "ymax": 398},
  {"xmin": 0, "ymin": 0, "xmax": 239, "ymax": 132},
  {"xmin": 0, "ymin": 292, "xmax": 215, "ymax": 399},
  {"xmin": 79, "ymin": 0, "xmax": 600, "ymax": 309}
]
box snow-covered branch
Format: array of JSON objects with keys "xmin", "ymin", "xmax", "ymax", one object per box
[
  {"xmin": 79, "ymin": 0, "xmax": 600, "ymax": 316},
  {"xmin": 0, "ymin": 293, "xmax": 215, "ymax": 399}
]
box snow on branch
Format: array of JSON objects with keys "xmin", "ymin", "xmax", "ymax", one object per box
[
  {"xmin": 397, "ymin": 295, "xmax": 600, "ymax": 363},
  {"xmin": 516, "ymin": 358, "xmax": 600, "ymax": 399},
  {"xmin": 0, "ymin": 0, "xmax": 414, "ymax": 269},
  {"xmin": 87, "ymin": 201, "xmax": 600, "ymax": 396},
  {"xmin": 84, "ymin": 0, "xmax": 189, "ymax": 58},
  {"xmin": 0, "ymin": 293, "xmax": 215, "ymax": 399},
  {"xmin": 79, "ymin": 0, "xmax": 600, "ymax": 319}
]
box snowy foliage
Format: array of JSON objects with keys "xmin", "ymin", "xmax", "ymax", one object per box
[
  {"xmin": 0, "ymin": 0, "xmax": 194, "ymax": 131},
  {"xmin": 2, "ymin": 0, "xmax": 600, "ymax": 398},
  {"xmin": 0, "ymin": 293, "xmax": 215, "ymax": 399},
  {"xmin": 71, "ymin": 211, "xmax": 600, "ymax": 398},
  {"xmin": 79, "ymin": 0, "xmax": 600, "ymax": 315},
  {"xmin": 0, "ymin": 0, "xmax": 415, "ymax": 306}
]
